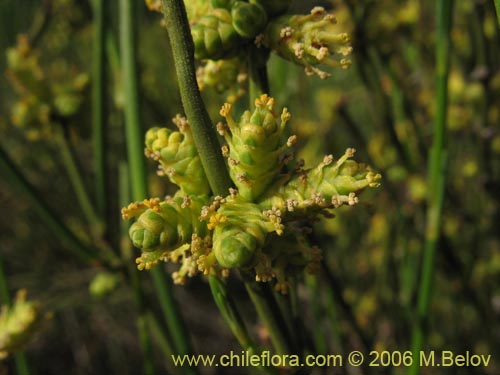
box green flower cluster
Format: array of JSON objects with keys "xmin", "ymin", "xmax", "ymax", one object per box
[
  {"xmin": 123, "ymin": 95, "xmax": 380, "ymax": 292},
  {"xmin": 6, "ymin": 35, "xmax": 89, "ymax": 141},
  {"xmin": 0, "ymin": 290, "xmax": 42, "ymax": 359}
]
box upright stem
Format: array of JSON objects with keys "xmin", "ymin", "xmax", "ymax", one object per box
[
  {"xmin": 91, "ymin": 0, "xmax": 107, "ymax": 218},
  {"xmin": 244, "ymin": 278, "xmax": 295, "ymax": 355},
  {"xmin": 494, "ymin": 0, "xmax": 500, "ymax": 28},
  {"xmin": 119, "ymin": 0, "xmax": 193, "ymax": 361},
  {"xmin": 409, "ymin": 1, "xmax": 453, "ymax": 374},
  {"xmin": 208, "ymin": 276, "xmax": 256, "ymax": 352},
  {"xmin": 55, "ymin": 126, "xmax": 103, "ymax": 236},
  {"xmin": 160, "ymin": 0, "xmax": 233, "ymax": 196},
  {"xmin": 119, "ymin": 163, "xmax": 154, "ymax": 375}
]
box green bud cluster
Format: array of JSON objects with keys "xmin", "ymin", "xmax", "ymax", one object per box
[
  {"xmin": 123, "ymin": 95, "xmax": 380, "ymax": 293},
  {"xmin": 6, "ymin": 35, "xmax": 89, "ymax": 140},
  {"xmin": 145, "ymin": 115, "xmax": 211, "ymax": 195},
  {"xmin": 0, "ymin": 290, "xmax": 42, "ymax": 359},
  {"xmin": 261, "ymin": 6, "xmax": 353, "ymax": 79},
  {"xmin": 196, "ymin": 56, "xmax": 248, "ymax": 103}
]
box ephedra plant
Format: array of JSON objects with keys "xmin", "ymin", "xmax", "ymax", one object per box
[{"xmin": 2, "ymin": 0, "xmax": 500, "ymax": 373}]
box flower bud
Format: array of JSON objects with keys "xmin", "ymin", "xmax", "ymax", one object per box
[
  {"xmin": 209, "ymin": 200, "xmax": 276, "ymax": 268},
  {"xmin": 260, "ymin": 148, "xmax": 381, "ymax": 212},
  {"xmin": 124, "ymin": 195, "xmax": 209, "ymax": 270},
  {"xmin": 218, "ymin": 94, "xmax": 294, "ymax": 201},
  {"xmin": 231, "ymin": 1, "xmax": 267, "ymax": 39},
  {"xmin": 262, "ymin": 6, "xmax": 352, "ymax": 78}
]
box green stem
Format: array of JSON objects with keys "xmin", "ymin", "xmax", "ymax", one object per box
[
  {"xmin": 55, "ymin": 125, "xmax": 103, "ymax": 236},
  {"xmin": 118, "ymin": 163, "xmax": 155, "ymax": 375},
  {"xmin": 494, "ymin": 0, "xmax": 500, "ymax": 28},
  {"xmin": 145, "ymin": 312, "xmax": 176, "ymax": 371},
  {"xmin": 119, "ymin": 0, "xmax": 193, "ymax": 360},
  {"xmin": 119, "ymin": 0, "xmax": 147, "ymax": 200},
  {"xmin": 0, "ymin": 258, "xmax": 31, "ymax": 375},
  {"xmin": 208, "ymin": 276, "xmax": 256, "ymax": 352},
  {"xmin": 248, "ymin": 46, "xmax": 270, "ymax": 102},
  {"xmin": 91, "ymin": 0, "xmax": 107, "ymax": 218},
  {"xmin": 409, "ymin": 1, "xmax": 453, "ymax": 374},
  {"xmin": 244, "ymin": 277, "xmax": 295, "ymax": 355},
  {"xmin": 0, "ymin": 146, "xmax": 99, "ymax": 265},
  {"xmin": 160, "ymin": 0, "xmax": 233, "ymax": 197}
]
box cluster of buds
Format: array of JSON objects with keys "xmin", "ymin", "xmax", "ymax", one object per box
[
  {"xmin": 6, "ymin": 35, "xmax": 89, "ymax": 140},
  {"xmin": 0, "ymin": 290, "xmax": 42, "ymax": 358},
  {"xmin": 261, "ymin": 6, "xmax": 353, "ymax": 79},
  {"xmin": 146, "ymin": 2, "xmax": 352, "ymax": 83},
  {"xmin": 196, "ymin": 56, "xmax": 248, "ymax": 103},
  {"xmin": 123, "ymin": 95, "xmax": 380, "ymax": 293}
]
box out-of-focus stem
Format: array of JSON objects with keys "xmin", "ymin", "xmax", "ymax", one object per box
[
  {"xmin": 409, "ymin": 1, "xmax": 453, "ymax": 374},
  {"xmin": 208, "ymin": 276, "xmax": 256, "ymax": 352},
  {"xmin": 55, "ymin": 126, "xmax": 104, "ymax": 237},
  {"xmin": 494, "ymin": 0, "xmax": 500, "ymax": 28},
  {"xmin": 244, "ymin": 277, "xmax": 295, "ymax": 355},
  {"xmin": 119, "ymin": 163, "xmax": 155, "ymax": 375},
  {"xmin": 91, "ymin": 0, "xmax": 107, "ymax": 218}
]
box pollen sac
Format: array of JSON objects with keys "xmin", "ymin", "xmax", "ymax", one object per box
[
  {"xmin": 262, "ymin": 6, "xmax": 353, "ymax": 79},
  {"xmin": 219, "ymin": 94, "xmax": 293, "ymax": 201},
  {"xmin": 191, "ymin": 9, "xmax": 243, "ymax": 60},
  {"xmin": 145, "ymin": 116, "xmax": 211, "ymax": 195}
]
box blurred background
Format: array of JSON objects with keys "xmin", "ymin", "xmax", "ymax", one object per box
[{"xmin": 1, "ymin": 0, "xmax": 499, "ymax": 374}]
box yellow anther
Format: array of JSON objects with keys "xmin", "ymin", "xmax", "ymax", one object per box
[
  {"xmin": 220, "ymin": 103, "xmax": 232, "ymax": 117},
  {"xmin": 254, "ymin": 94, "xmax": 274, "ymax": 110},
  {"xmin": 207, "ymin": 213, "xmax": 228, "ymax": 230}
]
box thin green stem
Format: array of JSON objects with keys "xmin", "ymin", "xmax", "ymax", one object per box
[
  {"xmin": 494, "ymin": 0, "xmax": 500, "ymax": 28},
  {"xmin": 0, "ymin": 146, "xmax": 99, "ymax": 265},
  {"xmin": 119, "ymin": 0, "xmax": 147, "ymax": 200},
  {"xmin": 119, "ymin": 163, "xmax": 155, "ymax": 375},
  {"xmin": 55, "ymin": 125, "xmax": 103, "ymax": 236},
  {"xmin": 119, "ymin": 0, "xmax": 193, "ymax": 361},
  {"xmin": 248, "ymin": 46, "xmax": 270, "ymax": 102},
  {"xmin": 409, "ymin": 1, "xmax": 453, "ymax": 374},
  {"xmin": 0, "ymin": 258, "xmax": 30, "ymax": 375},
  {"xmin": 208, "ymin": 276, "xmax": 256, "ymax": 352},
  {"xmin": 160, "ymin": 0, "xmax": 233, "ymax": 197},
  {"xmin": 145, "ymin": 312, "xmax": 176, "ymax": 372},
  {"xmin": 91, "ymin": 0, "xmax": 107, "ymax": 218},
  {"xmin": 244, "ymin": 277, "xmax": 295, "ymax": 355}
]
